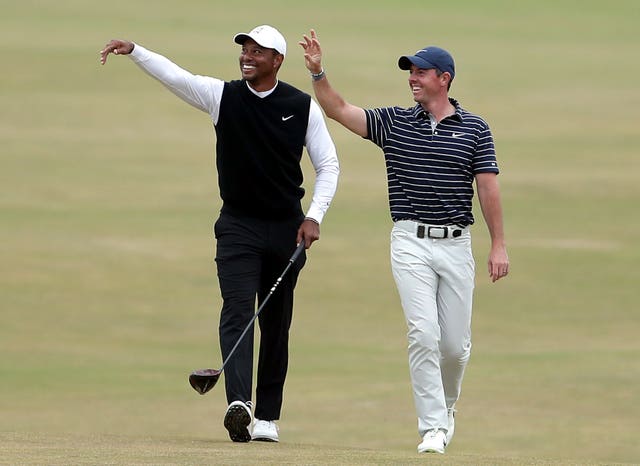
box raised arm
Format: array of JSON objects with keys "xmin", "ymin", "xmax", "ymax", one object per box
[
  {"xmin": 99, "ymin": 39, "xmax": 222, "ymax": 117},
  {"xmin": 299, "ymin": 30, "xmax": 367, "ymax": 138}
]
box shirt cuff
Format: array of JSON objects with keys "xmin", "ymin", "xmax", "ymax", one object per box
[{"xmin": 304, "ymin": 204, "xmax": 325, "ymax": 224}]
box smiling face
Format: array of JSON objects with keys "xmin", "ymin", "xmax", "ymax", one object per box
[
  {"xmin": 407, "ymin": 65, "xmax": 450, "ymax": 105},
  {"xmin": 239, "ymin": 38, "xmax": 283, "ymax": 91}
]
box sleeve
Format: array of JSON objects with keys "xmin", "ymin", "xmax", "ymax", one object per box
[
  {"xmin": 129, "ymin": 44, "xmax": 224, "ymax": 123},
  {"xmin": 303, "ymin": 99, "xmax": 340, "ymax": 224},
  {"xmin": 472, "ymin": 120, "xmax": 500, "ymax": 174},
  {"xmin": 364, "ymin": 107, "xmax": 395, "ymax": 147}
]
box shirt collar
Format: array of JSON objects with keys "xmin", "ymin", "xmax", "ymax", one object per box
[
  {"xmin": 246, "ymin": 80, "xmax": 278, "ymax": 98},
  {"xmin": 412, "ymin": 97, "xmax": 464, "ymax": 122}
]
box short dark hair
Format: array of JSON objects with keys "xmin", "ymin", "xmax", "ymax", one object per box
[{"xmin": 434, "ymin": 69, "xmax": 452, "ymax": 91}]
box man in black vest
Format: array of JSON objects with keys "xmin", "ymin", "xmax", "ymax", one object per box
[{"xmin": 100, "ymin": 25, "xmax": 339, "ymax": 443}]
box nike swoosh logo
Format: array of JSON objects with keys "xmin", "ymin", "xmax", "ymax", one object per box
[
  {"xmin": 282, "ymin": 115, "xmax": 294, "ymax": 121},
  {"xmin": 452, "ymin": 132, "xmax": 464, "ymax": 138}
]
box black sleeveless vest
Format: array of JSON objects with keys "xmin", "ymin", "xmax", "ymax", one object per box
[{"xmin": 215, "ymin": 80, "xmax": 311, "ymax": 219}]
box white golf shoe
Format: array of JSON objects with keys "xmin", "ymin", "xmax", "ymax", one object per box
[
  {"xmin": 418, "ymin": 429, "xmax": 446, "ymax": 454},
  {"xmin": 223, "ymin": 400, "xmax": 252, "ymax": 443},
  {"xmin": 251, "ymin": 419, "xmax": 279, "ymax": 442},
  {"xmin": 446, "ymin": 407, "xmax": 456, "ymax": 445}
]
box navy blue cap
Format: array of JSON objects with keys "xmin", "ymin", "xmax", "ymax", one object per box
[{"xmin": 398, "ymin": 46, "xmax": 455, "ymax": 80}]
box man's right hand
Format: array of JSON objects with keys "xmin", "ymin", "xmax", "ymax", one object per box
[
  {"xmin": 299, "ymin": 29, "xmax": 323, "ymax": 74},
  {"xmin": 99, "ymin": 40, "xmax": 134, "ymax": 65}
]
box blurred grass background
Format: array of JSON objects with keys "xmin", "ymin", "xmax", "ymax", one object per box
[{"xmin": 1, "ymin": 0, "xmax": 639, "ymax": 464}]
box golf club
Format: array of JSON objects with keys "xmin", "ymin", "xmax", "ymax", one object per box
[{"xmin": 189, "ymin": 240, "xmax": 306, "ymax": 395}]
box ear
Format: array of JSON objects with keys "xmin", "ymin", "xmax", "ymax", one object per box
[
  {"xmin": 441, "ymin": 72, "xmax": 452, "ymax": 87},
  {"xmin": 273, "ymin": 53, "xmax": 284, "ymax": 69}
]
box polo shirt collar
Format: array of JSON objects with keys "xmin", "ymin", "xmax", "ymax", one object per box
[
  {"xmin": 448, "ymin": 97, "xmax": 464, "ymax": 122},
  {"xmin": 412, "ymin": 97, "xmax": 464, "ymax": 122}
]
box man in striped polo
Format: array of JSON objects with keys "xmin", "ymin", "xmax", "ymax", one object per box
[{"xmin": 300, "ymin": 30, "xmax": 509, "ymax": 454}]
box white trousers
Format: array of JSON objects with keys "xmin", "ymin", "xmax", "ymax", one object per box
[{"xmin": 390, "ymin": 220, "xmax": 475, "ymax": 437}]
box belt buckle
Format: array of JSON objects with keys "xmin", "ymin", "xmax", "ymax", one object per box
[{"xmin": 427, "ymin": 226, "xmax": 447, "ymax": 239}]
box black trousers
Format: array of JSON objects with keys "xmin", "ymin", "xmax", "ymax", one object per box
[{"xmin": 214, "ymin": 210, "xmax": 306, "ymax": 421}]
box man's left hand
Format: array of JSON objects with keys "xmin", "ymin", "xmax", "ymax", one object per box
[{"xmin": 297, "ymin": 218, "xmax": 320, "ymax": 249}]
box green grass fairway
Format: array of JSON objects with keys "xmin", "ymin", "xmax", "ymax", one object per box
[{"xmin": 2, "ymin": 0, "xmax": 639, "ymax": 464}]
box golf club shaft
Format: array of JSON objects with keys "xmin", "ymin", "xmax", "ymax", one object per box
[{"xmin": 219, "ymin": 240, "xmax": 306, "ymax": 372}]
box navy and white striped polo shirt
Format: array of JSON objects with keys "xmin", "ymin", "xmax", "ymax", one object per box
[{"xmin": 365, "ymin": 98, "xmax": 499, "ymax": 227}]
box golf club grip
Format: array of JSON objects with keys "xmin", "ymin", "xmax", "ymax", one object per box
[
  {"xmin": 291, "ymin": 239, "xmax": 306, "ymax": 262},
  {"xmin": 219, "ymin": 241, "xmax": 305, "ymax": 371}
]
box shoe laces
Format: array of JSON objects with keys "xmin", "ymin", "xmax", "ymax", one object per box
[
  {"xmin": 424, "ymin": 429, "xmax": 441, "ymax": 439},
  {"xmin": 255, "ymin": 419, "xmax": 277, "ymax": 430}
]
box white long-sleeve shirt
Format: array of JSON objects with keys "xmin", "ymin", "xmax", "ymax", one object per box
[{"xmin": 129, "ymin": 44, "xmax": 339, "ymax": 224}]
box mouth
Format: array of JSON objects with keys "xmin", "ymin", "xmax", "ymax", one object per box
[{"xmin": 242, "ymin": 64, "xmax": 256, "ymax": 72}]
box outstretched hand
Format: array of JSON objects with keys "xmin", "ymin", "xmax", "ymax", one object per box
[
  {"xmin": 299, "ymin": 29, "xmax": 323, "ymax": 74},
  {"xmin": 99, "ymin": 39, "xmax": 134, "ymax": 65}
]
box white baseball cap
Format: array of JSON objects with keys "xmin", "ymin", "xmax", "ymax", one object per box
[{"xmin": 234, "ymin": 25, "xmax": 287, "ymax": 56}]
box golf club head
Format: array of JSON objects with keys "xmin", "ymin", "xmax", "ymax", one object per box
[{"xmin": 189, "ymin": 368, "xmax": 221, "ymax": 395}]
